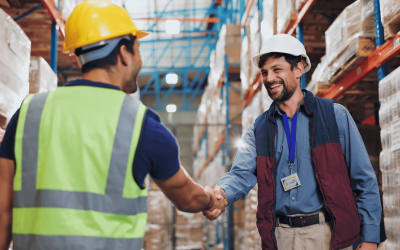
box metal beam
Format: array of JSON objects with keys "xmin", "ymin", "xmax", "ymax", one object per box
[
  {"xmin": 134, "ymin": 17, "xmax": 220, "ymax": 22},
  {"xmin": 241, "ymin": 0, "xmax": 254, "ymax": 27},
  {"xmin": 285, "ymin": 0, "xmax": 317, "ymax": 35},
  {"xmin": 14, "ymin": 3, "xmax": 43, "ymax": 22}
]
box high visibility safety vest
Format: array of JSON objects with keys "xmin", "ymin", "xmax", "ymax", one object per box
[{"xmin": 13, "ymin": 86, "xmax": 148, "ymax": 250}]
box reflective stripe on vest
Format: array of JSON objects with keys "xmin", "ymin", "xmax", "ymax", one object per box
[{"xmin": 13, "ymin": 88, "xmax": 148, "ymax": 250}]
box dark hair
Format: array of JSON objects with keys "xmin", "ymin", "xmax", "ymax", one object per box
[
  {"xmin": 258, "ymin": 52, "xmax": 302, "ymax": 70},
  {"xmin": 76, "ymin": 36, "xmax": 136, "ymax": 74}
]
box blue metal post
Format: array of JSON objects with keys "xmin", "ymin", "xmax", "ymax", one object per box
[
  {"xmin": 50, "ymin": 21, "xmax": 58, "ymax": 74},
  {"xmin": 373, "ymin": 0, "xmax": 389, "ymax": 79},
  {"xmin": 297, "ymin": 22, "xmax": 306, "ymax": 89},
  {"xmin": 224, "ymin": 54, "xmax": 233, "ymax": 250},
  {"xmin": 373, "ymin": 0, "xmax": 389, "ymax": 125},
  {"xmin": 14, "ymin": 3, "xmax": 42, "ymax": 22}
]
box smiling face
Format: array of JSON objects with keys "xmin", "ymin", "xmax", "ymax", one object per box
[{"xmin": 260, "ymin": 55, "xmax": 303, "ymax": 102}]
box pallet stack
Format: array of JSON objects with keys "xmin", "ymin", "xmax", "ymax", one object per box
[
  {"xmin": 378, "ymin": 66, "xmax": 400, "ymax": 249},
  {"xmin": 0, "ymin": 8, "xmax": 30, "ymax": 142},
  {"xmin": 277, "ymin": 0, "xmax": 296, "ymax": 33},
  {"xmin": 176, "ymin": 211, "xmax": 205, "ymax": 249},
  {"xmin": 380, "ymin": 0, "xmax": 400, "ymax": 40},
  {"xmin": 29, "ymin": 57, "xmax": 57, "ymax": 94},
  {"xmin": 307, "ymin": 0, "xmax": 376, "ymax": 96},
  {"xmin": 143, "ymin": 190, "xmax": 173, "ymax": 250}
]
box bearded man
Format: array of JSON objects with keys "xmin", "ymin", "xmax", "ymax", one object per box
[{"xmin": 202, "ymin": 34, "xmax": 381, "ymax": 250}]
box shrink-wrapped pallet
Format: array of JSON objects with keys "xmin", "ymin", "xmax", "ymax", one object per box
[
  {"xmin": 277, "ymin": 0, "xmax": 296, "ymax": 33},
  {"xmin": 175, "ymin": 211, "xmax": 205, "ymax": 249},
  {"xmin": 295, "ymin": 0, "xmax": 306, "ymax": 11},
  {"xmin": 143, "ymin": 190, "xmax": 172, "ymax": 250},
  {"xmin": 0, "ymin": 8, "xmax": 30, "ymax": 128},
  {"xmin": 29, "ymin": 57, "xmax": 57, "ymax": 94},
  {"xmin": 307, "ymin": 55, "xmax": 331, "ymax": 96},
  {"xmin": 244, "ymin": 186, "xmax": 262, "ymax": 250},
  {"xmin": 325, "ymin": 0, "xmax": 375, "ymax": 83},
  {"xmin": 380, "ymin": 0, "xmax": 400, "ymax": 39},
  {"xmin": 241, "ymin": 35, "xmax": 251, "ymax": 93},
  {"xmin": 378, "ymin": 65, "xmax": 400, "ymax": 248}
]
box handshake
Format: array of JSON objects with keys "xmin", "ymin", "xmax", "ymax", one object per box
[{"xmin": 202, "ymin": 186, "xmax": 228, "ymax": 220}]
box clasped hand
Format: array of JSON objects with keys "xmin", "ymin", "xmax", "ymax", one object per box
[{"xmin": 202, "ymin": 186, "xmax": 228, "ymax": 220}]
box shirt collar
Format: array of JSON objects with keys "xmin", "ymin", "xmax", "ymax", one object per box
[
  {"xmin": 273, "ymin": 92, "xmax": 305, "ymax": 117},
  {"xmin": 64, "ymin": 79, "xmax": 121, "ymax": 90}
]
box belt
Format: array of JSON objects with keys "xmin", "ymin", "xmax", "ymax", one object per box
[{"xmin": 278, "ymin": 212, "xmax": 332, "ymax": 227}]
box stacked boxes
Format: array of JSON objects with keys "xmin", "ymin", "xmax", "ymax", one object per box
[
  {"xmin": 0, "ymin": 8, "xmax": 30, "ymax": 129},
  {"xmin": 244, "ymin": 186, "xmax": 262, "ymax": 250},
  {"xmin": 143, "ymin": 190, "xmax": 173, "ymax": 250},
  {"xmin": 324, "ymin": 0, "xmax": 375, "ymax": 83},
  {"xmin": 378, "ymin": 66, "xmax": 400, "ymax": 249},
  {"xmin": 380, "ymin": 0, "xmax": 400, "ymax": 40},
  {"xmin": 176, "ymin": 211, "xmax": 205, "ymax": 249},
  {"xmin": 29, "ymin": 57, "xmax": 57, "ymax": 94},
  {"xmin": 277, "ymin": 0, "xmax": 296, "ymax": 33},
  {"xmin": 306, "ymin": 56, "xmax": 331, "ymax": 96}
]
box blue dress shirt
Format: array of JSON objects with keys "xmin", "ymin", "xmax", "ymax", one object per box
[{"xmin": 218, "ymin": 101, "xmax": 381, "ymax": 243}]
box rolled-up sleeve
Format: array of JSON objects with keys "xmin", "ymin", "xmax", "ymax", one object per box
[
  {"xmin": 217, "ymin": 123, "xmax": 258, "ymax": 205},
  {"xmin": 335, "ymin": 104, "xmax": 382, "ymax": 243}
]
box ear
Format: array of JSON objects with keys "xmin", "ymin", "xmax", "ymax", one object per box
[
  {"xmin": 294, "ymin": 61, "xmax": 304, "ymax": 79},
  {"xmin": 118, "ymin": 45, "xmax": 129, "ymax": 66}
]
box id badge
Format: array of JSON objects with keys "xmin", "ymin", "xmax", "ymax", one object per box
[{"xmin": 281, "ymin": 173, "xmax": 301, "ymax": 191}]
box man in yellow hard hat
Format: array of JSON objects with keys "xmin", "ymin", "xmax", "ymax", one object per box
[{"xmin": 0, "ymin": 1, "xmax": 225, "ymax": 249}]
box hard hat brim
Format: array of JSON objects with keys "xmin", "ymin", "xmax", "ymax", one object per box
[{"xmin": 252, "ymin": 52, "xmax": 311, "ymax": 74}]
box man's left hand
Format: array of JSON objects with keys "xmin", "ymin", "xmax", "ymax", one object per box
[{"xmin": 356, "ymin": 242, "xmax": 377, "ymax": 250}]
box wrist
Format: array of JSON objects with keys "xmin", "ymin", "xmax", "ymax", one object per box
[{"xmin": 205, "ymin": 191, "xmax": 213, "ymax": 210}]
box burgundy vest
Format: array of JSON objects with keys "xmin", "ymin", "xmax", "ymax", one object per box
[{"xmin": 253, "ymin": 91, "xmax": 361, "ymax": 250}]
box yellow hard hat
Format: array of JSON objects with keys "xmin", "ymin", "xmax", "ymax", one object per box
[{"xmin": 63, "ymin": 0, "xmax": 149, "ymax": 54}]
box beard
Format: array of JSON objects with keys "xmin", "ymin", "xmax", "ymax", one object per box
[
  {"xmin": 264, "ymin": 79, "xmax": 297, "ymax": 102},
  {"xmin": 122, "ymin": 65, "xmax": 141, "ymax": 94}
]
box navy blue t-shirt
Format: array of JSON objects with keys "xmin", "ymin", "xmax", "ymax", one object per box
[{"xmin": 0, "ymin": 80, "xmax": 181, "ymax": 187}]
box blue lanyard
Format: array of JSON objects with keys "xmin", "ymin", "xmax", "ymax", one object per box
[{"xmin": 283, "ymin": 113, "xmax": 298, "ymax": 174}]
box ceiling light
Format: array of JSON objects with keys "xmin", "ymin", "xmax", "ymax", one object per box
[
  {"xmin": 166, "ymin": 104, "xmax": 177, "ymax": 113},
  {"xmin": 166, "ymin": 20, "xmax": 180, "ymax": 35},
  {"xmin": 166, "ymin": 73, "xmax": 178, "ymax": 84}
]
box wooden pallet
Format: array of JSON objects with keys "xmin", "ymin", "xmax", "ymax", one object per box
[
  {"xmin": 329, "ymin": 37, "xmax": 375, "ymax": 84},
  {"xmin": 313, "ymin": 82, "xmax": 332, "ymax": 97},
  {"xmin": 384, "ymin": 11, "xmax": 400, "ymax": 41}
]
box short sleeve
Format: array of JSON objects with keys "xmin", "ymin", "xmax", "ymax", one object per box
[
  {"xmin": 132, "ymin": 109, "xmax": 180, "ymax": 186},
  {"xmin": 0, "ymin": 109, "xmax": 20, "ymax": 161}
]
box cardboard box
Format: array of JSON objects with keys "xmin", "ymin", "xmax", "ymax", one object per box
[{"xmin": 29, "ymin": 57, "xmax": 57, "ymax": 94}]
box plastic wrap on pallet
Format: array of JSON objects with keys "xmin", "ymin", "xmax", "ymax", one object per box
[
  {"xmin": 242, "ymin": 92, "xmax": 263, "ymax": 132},
  {"xmin": 378, "ymin": 65, "xmax": 400, "ymax": 248},
  {"xmin": 175, "ymin": 211, "xmax": 205, "ymax": 249},
  {"xmin": 143, "ymin": 190, "xmax": 172, "ymax": 250},
  {"xmin": 240, "ymin": 35, "xmax": 251, "ymax": 93},
  {"xmin": 380, "ymin": 0, "xmax": 400, "ymax": 27},
  {"xmin": 261, "ymin": 0, "xmax": 274, "ymax": 42},
  {"xmin": 277, "ymin": 0, "xmax": 296, "ymax": 33},
  {"xmin": 307, "ymin": 55, "xmax": 331, "ymax": 96},
  {"xmin": 244, "ymin": 186, "xmax": 262, "ymax": 250},
  {"xmin": 325, "ymin": 0, "xmax": 375, "ymax": 69},
  {"xmin": 295, "ymin": 0, "xmax": 306, "ymax": 11},
  {"xmin": 249, "ymin": 13, "xmax": 262, "ymax": 86},
  {"xmin": 29, "ymin": 57, "xmax": 57, "ymax": 94},
  {"xmin": 0, "ymin": 9, "xmax": 30, "ymax": 128}
]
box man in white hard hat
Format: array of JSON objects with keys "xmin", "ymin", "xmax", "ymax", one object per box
[{"xmin": 203, "ymin": 34, "xmax": 381, "ymax": 250}]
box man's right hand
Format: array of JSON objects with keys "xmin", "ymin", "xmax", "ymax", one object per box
[{"xmin": 202, "ymin": 186, "xmax": 228, "ymax": 220}]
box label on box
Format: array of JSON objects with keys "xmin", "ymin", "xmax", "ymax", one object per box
[
  {"xmin": 392, "ymin": 118, "xmax": 400, "ymax": 151},
  {"xmin": 30, "ymin": 59, "xmax": 39, "ymax": 71},
  {"xmin": 9, "ymin": 29, "xmax": 22, "ymax": 58}
]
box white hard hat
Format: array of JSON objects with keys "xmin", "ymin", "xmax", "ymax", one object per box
[{"xmin": 253, "ymin": 34, "xmax": 311, "ymax": 73}]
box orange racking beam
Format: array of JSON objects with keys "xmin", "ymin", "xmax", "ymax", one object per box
[
  {"xmin": 241, "ymin": 0, "xmax": 255, "ymax": 27},
  {"xmin": 285, "ymin": 0, "xmax": 317, "ymax": 35},
  {"xmin": 195, "ymin": 132, "xmax": 226, "ymax": 180},
  {"xmin": 243, "ymin": 73, "xmax": 262, "ymax": 107},
  {"xmin": 322, "ymin": 34, "xmax": 400, "ymax": 100},
  {"xmin": 40, "ymin": 0, "xmax": 65, "ymax": 37},
  {"xmin": 133, "ymin": 17, "xmax": 220, "ymax": 23},
  {"xmin": 40, "ymin": 0, "xmax": 81, "ymax": 68}
]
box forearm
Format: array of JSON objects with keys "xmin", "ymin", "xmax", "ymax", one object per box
[
  {"xmin": 0, "ymin": 212, "xmax": 12, "ymax": 250},
  {"xmin": 177, "ymin": 182, "xmax": 212, "ymax": 212}
]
